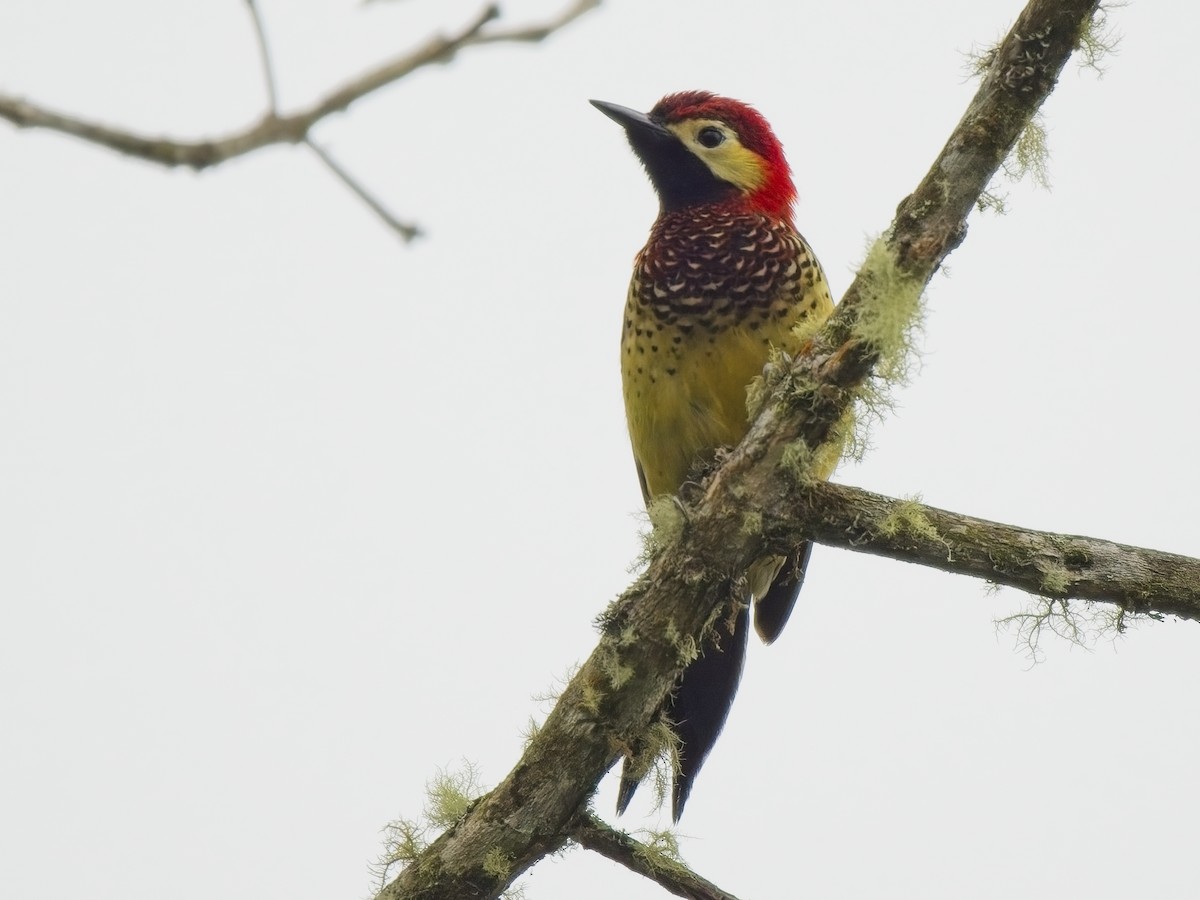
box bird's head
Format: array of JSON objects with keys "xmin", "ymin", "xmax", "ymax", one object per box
[{"xmin": 591, "ymin": 91, "xmax": 796, "ymax": 223}]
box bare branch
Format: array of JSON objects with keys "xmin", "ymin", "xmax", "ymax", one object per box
[
  {"xmin": 294, "ymin": 3, "xmax": 500, "ymax": 138},
  {"xmin": 244, "ymin": 0, "xmax": 280, "ymax": 114},
  {"xmin": 475, "ymin": 0, "xmax": 602, "ymax": 43},
  {"xmin": 569, "ymin": 814, "xmax": 744, "ymax": 900},
  {"xmin": 0, "ymin": 1, "xmax": 599, "ymax": 169},
  {"xmin": 0, "ymin": 1, "xmax": 598, "ymax": 236},
  {"xmin": 304, "ymin": 137, "xmax": 422, "ymax": 241}
]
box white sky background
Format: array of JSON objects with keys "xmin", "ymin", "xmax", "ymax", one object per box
[{"xmin": 2, "ymin": 1, "xmax": 1198, "ymax": 897}]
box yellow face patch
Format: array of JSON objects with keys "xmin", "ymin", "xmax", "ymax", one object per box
[{"xmin": 666, "ymin": 118, "xmax": 767, "ymax": 193}]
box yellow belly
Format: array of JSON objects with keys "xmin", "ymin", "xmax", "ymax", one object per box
[{"xmin": 623, "ymin": 298, "xmax": 832, "ymax": 500}]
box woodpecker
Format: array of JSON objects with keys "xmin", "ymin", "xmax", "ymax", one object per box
[{"xmin": 592, "ymin": 91, "xmax": 835, "ymax": 821}]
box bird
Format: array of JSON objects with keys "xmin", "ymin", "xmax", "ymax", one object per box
[{"xmin": 592, "ymin": 91, "xmax": 835, "ymax": 821}]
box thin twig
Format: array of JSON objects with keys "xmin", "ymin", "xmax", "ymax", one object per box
[
  {"xmin": 0, "ymin": 0, "xmax": 599, "ymax": 238},
  {"xmin": 0, "ymin": 0, "xmax": 599, "ymax": 168},
  {"xmin": 299, "ymin": 3, "xmax": 500, "ymax": 132},
  {"xmin": 304, "ymin": 137, "xmax": 422, "ymax": 241},
  {"xmin": 475, "ymin": 0, "xmax": 602, "ymax": 43},
  {"xmin": 243, "ymin": 0, "xmax": 280, "ymax": 114}
]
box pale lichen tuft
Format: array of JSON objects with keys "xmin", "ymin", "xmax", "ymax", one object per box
[
  {"xmin": 619, "ymin": 720, "xmax": 680, "ymax": 815},
  {"xmin": 370, "ymin": 760, "xmax": 487, "ymax": 892},
  {"xmin": 1078, "ymin": 3, "xmax": 1122, "ymax": 73},
  {"xmin": 637, "ymin": 495, "xmax": 686, "ymax": 565},
  {"xmin": 997, "ymin": 597, "xmax": 1110, "ymax": 663},
  {"xmin": 976, "ymin": 189, "xmax": 1008, "ymax": 215},
  {"xmin": 579, "ymin": 678, "xmax": 604, "ymax": 715},
  {"xmin": 482, "ymin": 847, "xmax": 512, "ymax": 881},
  {"xmin": 745, "ymin": 346, "xmax": 795, "ymax": 419},
  {"xmin": 597, "ymin": 641, "xmax": 635, "ymax": 691},
  {"xmin": 1037, "ymin": 560, "xmax": 1072, "ymax": 596},
  {"xmin": 780, "ymin": 437, "xmax": 817, "ymax": 483},
  {"xmin": 631, "ymin": 827, "xmax": 688, "ymax": 874},
  {"xmin": 1003, "ymin": 112, "xmax": 1051, "ymax": 189},
  {"xmin": 664, "ymin": 619, "xmax": 699, "ymax": 667},
  {"xmin": 854, "ymin": 236, "xmax": 926, "ymax": 393},
  {"xmin": 878, "ymin": 497, "xmax": 942, "ymax": 544},
  {"xmin": 426, "ymin": 761, "xmax": 482, "ymax": 829}
]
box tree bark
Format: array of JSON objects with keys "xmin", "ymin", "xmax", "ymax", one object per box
[{"xmin": 791, "ymin": 483, "xmax": 1200, "ymax": 623}]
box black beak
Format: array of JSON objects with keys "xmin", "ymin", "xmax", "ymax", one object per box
[
  {"xmin": 592, "ymin": 98, "xmax": 726, "ymax": 211},
  {"xmin": 590, "ymin": 100, "xmax": 672, "ymax": 139}
]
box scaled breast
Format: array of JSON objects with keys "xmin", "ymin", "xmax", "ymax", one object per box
[{"xmin": 629, "ymin": 208, "xmax": 821, "ymax": 334}]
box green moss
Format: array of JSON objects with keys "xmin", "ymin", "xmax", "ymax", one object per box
[
  {"xmin": 1003, "ymin": 112, "xmax": 1051, "ymax": 189},
  {"xmin": 664, "ymin": 619, "xmax": 699, "ymax": 667},
  {"xmin": 637, "ymin": 495, "xmax": 686, "ymax": 565},
  {"xmin": 996, "ymin": 596, "xmax": 1122, "ymax": 663},
  {"xmin": 1078, "ymin": 4, "xmax": 1121, "ymax": 73},
  {"xmin": 780, "ymin": 437, "xmax": 817, "ymax": 483},
  {"xmin": 579, "ymin": 679, "xmax": 604, "ymax": 715},
  {"xmin": 530, "ymin": 665, "xmax": 576, "ymax": 710},
  {"xmin": 740, "ymin": 509, "xmax": 763, "ymax": 536},
  {"xmin": 597, "ymin": 641, "xmax": 634, "ymax": 690},
  {"xmin": 745, "ymin": 346, "xmax": 792, "ymax": 419},
  {"xmin": 790, "ymin": 311, "xmax": 827, "ymax": 347},
  {"xmin": 853, "ymin": 237, "xmax": 926, "ymax": 385},
  {"xmin": 1038, "ymin": 561, "xmax": 1072, "ymax": 596},
  {"xmin": 976, "ymin": 189, "xmax": 1008, "ymax": 215},
  {"xmin": 631, "ymin": 828, "xmax": 687, "ymax": 873},
  {"xmin": 878, "ymin": 497, "xmax": 941, "ymax": 544},
  {"xmin": 644, "ymin": 722, "xmax": 681, "ymax": 811},
  {"xmin": 426, "ymin": 762, "xmax": 482, "ymax": 829},
  {"xmin": 520, "ymin": 717, "xmax": 541, "ymax": 749},
  {"xmin": 646, "ymin": 495, "xmax": 685, "ymax": 539},
  {"xmin": 482, "ymin": 847, "xmax": 512, "ymax": 880},
  {"xmin": 834, "ymin": 237, "xmax": 926, "ymax": 457},
  {"xmin": 369, "ymin": 760, "xmax": 487, "ymax": 891},
  {"xmin": 615, "ymin": 719, "xmax": 680, "ymax": 816},
  {"xmin": 377, "ymin": 817, "xmax": 426, "ymax": 866},
  {"xmin": 746, "ymin": 238, "xmax": 914, "ymax": 483},
  {"xmin": 963, "ymin": 39, "xmax": 1001, "ymax": 79},
  {"xmin": 818, "ymin": 407, "xmax": 865, "ymax": 468}
]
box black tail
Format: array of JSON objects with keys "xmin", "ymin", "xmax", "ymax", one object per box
[
  {"xmin": 669, "ymin": 601, "xmax": 751, "ymax": 820},
  {"xmin": 615, "ymin": 543, "xmax": 812, "ymax": 819},
  {"xmin": 616, "ymin": 601, "xmax": 752, "ymax": 821}
]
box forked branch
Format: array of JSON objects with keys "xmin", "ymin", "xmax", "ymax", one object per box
[
  {"xmin": 0, "ymin": 1, "xmax": 600, "ymax": 238},
  {"xmin": 373, "ymin": 1, "xmax": 1114, "ymax": 898},
  {"xmin": 0, "ymin": 2, "xmax": 597, "ymax": 167}
]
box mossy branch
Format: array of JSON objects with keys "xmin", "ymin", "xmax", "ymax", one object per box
[
  {"xmin": 781, "ymin": 483, "xmax": 1200, "ymax": 623},
  {"xmin": 568, "ymin": 814, "xmax": 743, "ymax": 900},
  {"xmin": 372, "ymin": 1, "xmax": 1112, "ymax": 898}
]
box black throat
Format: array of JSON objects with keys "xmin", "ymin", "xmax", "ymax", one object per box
[{"xmin": 626, "ymin": 128, "xmax": 739, "ymax": 213}]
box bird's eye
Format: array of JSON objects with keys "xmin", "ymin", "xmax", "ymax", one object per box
[{"xmin": 696, "ymin": 127, "xmax": 725, "ymax": 149}]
